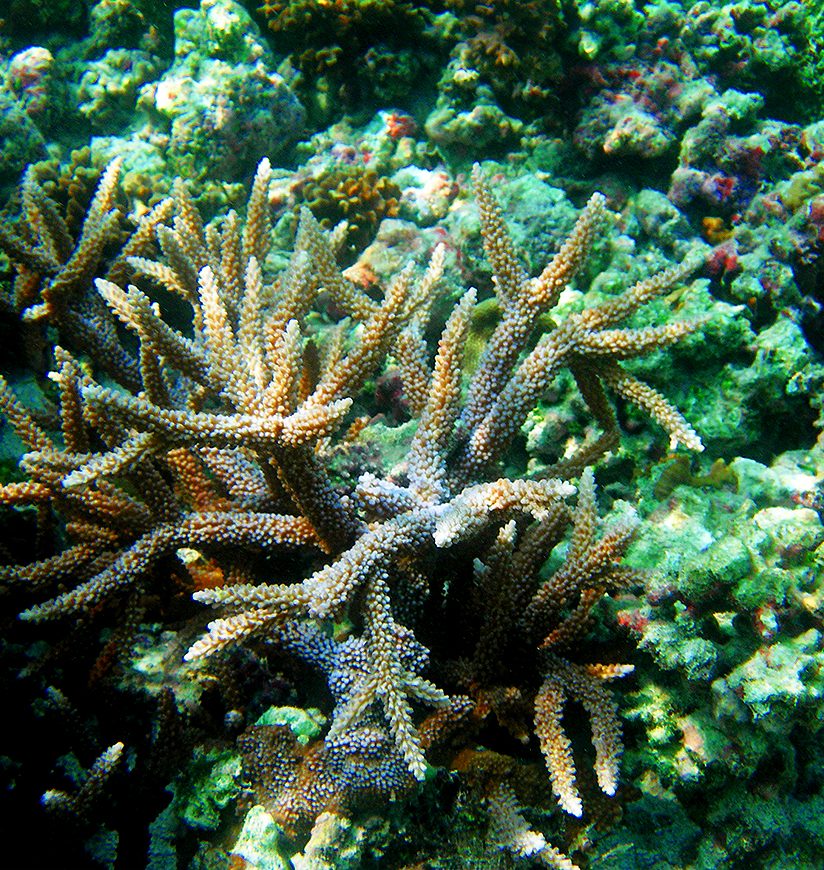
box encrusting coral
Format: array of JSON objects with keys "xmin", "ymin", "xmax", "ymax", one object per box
[{"xmin": 0, "ymin": 156, "xmax": 705, "ymax": 864}]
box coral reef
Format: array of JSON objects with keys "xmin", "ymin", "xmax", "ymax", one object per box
[
  {"xmin": 1, "ymin": 0, "xmax": 824, "ymax": 867},
  {"xmin": 611, "ymin": 446, "xmax": 824, "ymax": 867},
  {"xmin": 442, "ymin": 0, "xmax": 566, "ymax": 121},
  {"xmin": 1, "ymin": 155, "xmax": 705, "ymax": 866}
]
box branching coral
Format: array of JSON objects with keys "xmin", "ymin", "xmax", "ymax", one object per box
[
  {"xmin": 42, "ymin": 741, "xmax": 125, "ymax": 821},
  {"xmin": 489, "ymin": 781, "xmax": 579, "ymax": 869},
  {"xmin": 1, "ymin": 157, "xmax": 705, "ymax": 861},
  {"xmin": 0, "ymin": 157, "xmax": 171, "ymax": 385}
]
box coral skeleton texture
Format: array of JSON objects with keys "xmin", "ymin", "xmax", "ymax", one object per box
[{"xmin": 0, "ymin": 157, "xmax": 704, "ymax": 859}]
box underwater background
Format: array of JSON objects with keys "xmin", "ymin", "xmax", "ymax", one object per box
[{"xmin": 1, "ymin": 1, "xmax": 823, "ymax": 867}]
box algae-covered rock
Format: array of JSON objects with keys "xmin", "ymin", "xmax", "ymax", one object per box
[
  {"xmin": 676, "ymin": 314, "xmax": 824, "ymax": 458},
  {"xmin": 254, "ymin": 706, "xmax": 326, "ymax": 744},
  {"xmin": 292, "ymin": 812, "xmax": 366, "ymax": 870},
  {"xmin": 425, "ymin": 98, "xmax": 521, "ymax": 155},
  {"xmin": 572, "ymin": 0, "xmax": 646, "ymax": 62},
  {"xmin": 633, "ymin": 189, "xmax": 692, "ymax": 250},
  {"xmin": 695, "ymin": 782, "xmax": 824, "ymax": 869},
  {"xmin": 589, "ymin": 794, "xmax": 701, "ymax": 869},
  {"xmin": 0, "ymin": 89, "xmax": 46, "ymax": 183},
  {"xmin": 175, "ymin": 747, "xmax": 241, "ymax": 831},
  {"xmin": 138, "ymin": 0, "xmax": 304, "ymax": 181},
  {"xmin": 681, "ymin": 535, "xmax": 752, "ymax": 601},
  {"xmin": 718, "ymin": 628, "xmax": 824, "ymax": 721},
  {"xmin": 733, "ymin": 566, "xmax": 798, "ymax": 610},
  {"xmin": 425, "ymin": 59, "xmax": 522, "ymax": 159},
  {"xmin": 231, "ymin": 806, "xmax": 290, "ymax": 870},
  {"xmin": 639, "ymin": 615, "xmax": 719, "ymax": 681},
  {"xmin": 612, "ymin": 440, "xmax": 824, "ymax": 867},
  {"xmin": 77, "ymin": 48, "xmax": 160, "ymax": 130},
  {"xmin": 145, "ymin": 747, "xmax": 241, "ymax": 868}
]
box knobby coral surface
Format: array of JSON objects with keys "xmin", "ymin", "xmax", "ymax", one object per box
[{"xmin": 0, "ymin": 157, "xmax": 705, "ymax": 865}]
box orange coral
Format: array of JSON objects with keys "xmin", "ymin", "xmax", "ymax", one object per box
[{"xmin": 701, "ymin": 215, "xmax": 733, "ymax": 244}]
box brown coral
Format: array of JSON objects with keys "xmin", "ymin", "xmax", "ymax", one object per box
[
  {"xmin": 298, "ymin": 166, "xmax": 401, "ymax": 255},
  {"xmin": 0, "ymin": 158, "xmax": 705, "ymax": 866}
]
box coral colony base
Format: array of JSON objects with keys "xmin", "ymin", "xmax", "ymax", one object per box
[{"xmin": 0, "ymin": 155, "xmax": 706, "ymax": 867}]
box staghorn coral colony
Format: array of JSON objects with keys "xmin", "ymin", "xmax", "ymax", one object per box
[{"xmin": 0, "ymin": 0, "xmax": 823, "ymax": 868}]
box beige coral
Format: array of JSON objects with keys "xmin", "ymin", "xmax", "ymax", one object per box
[{"xmin": 0, "ymin": 159, "xmax": 703, "ymax": 835}]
